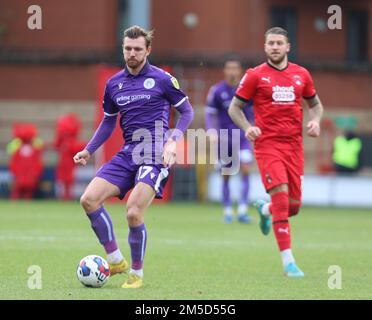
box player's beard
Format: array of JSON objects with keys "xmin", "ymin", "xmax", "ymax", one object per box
[
  {"xmin": 267, "ymin": 52, "xmax": 286, "ymax": 66},
  {"xmin": 126, "ymin": 57, "xmax": 145, "ymax": 70}
]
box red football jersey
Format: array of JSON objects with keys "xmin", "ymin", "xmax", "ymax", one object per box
[{"xmin": 236, "ymin": 62, "xmax": 316, "ymax": 149}]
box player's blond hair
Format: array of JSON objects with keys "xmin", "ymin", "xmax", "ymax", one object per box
[
  {"xmin": 123, "ymin": 25, "xmax": 154, "ymax": 48},
  {"xmin": 265, "ymin": 27, "xmax": 289, "ymax": 42}
]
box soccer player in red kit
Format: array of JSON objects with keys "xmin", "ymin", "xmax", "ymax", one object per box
[{"xmin": 228, "ymin": 27, "xmax": 324, "ymax": 277}]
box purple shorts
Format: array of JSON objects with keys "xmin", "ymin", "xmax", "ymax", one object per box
[
  {"xmin": 96, "ymin": 149, "xmax": 169, "ymax": 200},
  {"xmin": 219, "ymin": 138, "xmax": 254, "ymax": 168}
]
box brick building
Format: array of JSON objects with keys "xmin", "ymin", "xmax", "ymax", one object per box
[{"xmin": 0, "ymin": 0, "xmax": 371, "ymax": 171}]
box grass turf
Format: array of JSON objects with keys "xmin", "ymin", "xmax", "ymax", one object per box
[{"xmin": 0, "ymin": 200, "xmax": 371, "ymax": 300}]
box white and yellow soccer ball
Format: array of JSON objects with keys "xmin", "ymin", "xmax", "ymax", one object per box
[{"xmin": 76, "ymin": 255, "xmax": 110, "ymax": 288}]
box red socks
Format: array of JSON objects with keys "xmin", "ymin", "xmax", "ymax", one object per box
[
  {"xmin": 271, "ymin": 192, "xmax": 291, "ymax": 251},
  {"xmin": 269, "ymin": 202, "xmax": 301, "ymax": 217}
]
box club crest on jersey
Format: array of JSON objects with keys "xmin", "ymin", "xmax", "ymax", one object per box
[
  {"xmin": 221, "ymin": 91, "xmax": 229, "ymax": 100},
  {"xmin": 265, "ymin": 173, "xmax": 272, "ymax": 184},
  {"xmin": 293, "ymin": 75, "xmax": 302, "ymax": 86},
  {"xmin": 171, "ymin": 77, "xmax": 180, "ymax": 89},
  {"xmin": 143, "ymin": 78, "xmax": 155, "ymax": 89},
  {"xmin": 272, "ymin": 85, "xmax": 295, "ymax": 102}
]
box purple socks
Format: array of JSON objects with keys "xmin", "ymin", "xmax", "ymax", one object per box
[
  {"xmin": 222, "ymin": 179, "xmax": 231, "ymax": 207},
  {"xmin": 240, "ymin": 175, "xmax": 250, "ymax": 205},
  {"xmin": 88, "ymin": 208, "xmax": 147, "ymax": 270},
  {"xmin": 223, "ymin": 176, "xmax": 250, "ymax": 208},
  {"xmin": 128, "ymin": 224, "xmax": 147, "ymax": 270},
  {"xmin": 87, "ymin": 207, "xmax": 118, "ymax": 254}
]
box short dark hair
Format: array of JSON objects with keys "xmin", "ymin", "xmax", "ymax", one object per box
[
  {"xmin": 265, "ymin": 27, "xmax": 289, "ymax": 42},
  {"xmin": 123, "ymin": 25, "xmax": 154, "ymax": 48},
  {"xmin": 223, "ymin": 53, "xmax": 243, "ymax": 67}
]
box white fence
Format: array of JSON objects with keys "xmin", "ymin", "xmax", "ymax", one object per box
[{"xmin": 207, "ymin": 171, "xmax": 372, "ymax": 208}]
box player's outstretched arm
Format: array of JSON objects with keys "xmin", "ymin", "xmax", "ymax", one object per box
[
  {"xmin": 305, "ymin": 94, "xmax": 324, "ymax": 138},
  {"xmin": 228, "ymin": 97, "xmax": 261, "ymax": 142},
  {"xmin": 85, "ymin": 115, "xmax": 117, "ymax": 154},
  {"xmin": 73, "ymin": 115, "xmax": 117, "ymax": 165}
]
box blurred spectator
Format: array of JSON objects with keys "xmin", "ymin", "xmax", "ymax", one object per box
[
  {"xmin": 7, "ymin": 123, "xmax": 44, "ymax": 199},
  {"xmin": 54, "ymin": 113, "xmax": 86, "ymax": 200},
  {"xmin": 332, "ymin": 130, "xmax": 362, "ymax": 173}
]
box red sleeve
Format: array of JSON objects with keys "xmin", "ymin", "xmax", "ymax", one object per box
[
  {"xmin": 302, "ymin": 68, "xmax": 316, "ymax": 99},
  {"xmin": 235, "ymin": 69, "xmax": 257, "ymax": 102}
]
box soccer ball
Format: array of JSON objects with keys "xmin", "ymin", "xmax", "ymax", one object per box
[{"xmin": 76, "ymin": 255, "xmax": 110, "ymax": 288}]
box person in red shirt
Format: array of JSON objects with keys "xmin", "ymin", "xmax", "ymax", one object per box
[
  {"xmin": 54, "ymin": 113, "xmax": 85, "ymax": 200},
  {"xmin": 7, "ymin": 123, "xmax": 44, "ymax": 199},
  {"xmin": 228, "ymin": 27, "xmax": 324, "ymax": 277}
]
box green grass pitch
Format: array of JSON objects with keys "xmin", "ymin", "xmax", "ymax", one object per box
[{"xmin": 0, "ymin": 200, "xmax": 371, "ymax": 300}]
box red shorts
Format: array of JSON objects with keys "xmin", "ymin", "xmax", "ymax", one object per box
[{"xmin": 255, "ymin": 144, "xmax": 304, "ymax": 201}]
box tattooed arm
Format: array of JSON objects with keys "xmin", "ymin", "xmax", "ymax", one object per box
[
  {"xmin": 228, "ymin": 96, "xmax": 261, "ymax": 142},
  {"xmin": 305, "ymin": 94, "xmax": 324, "ymax": 138}
]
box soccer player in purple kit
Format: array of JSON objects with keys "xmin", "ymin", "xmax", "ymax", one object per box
[
  {"xmin": 73, "ymin": 26, "xmax": 194, "ymax": 288},
  {"xmin": 205, "ymin": 56, "xmax": 254, "ymax": 224}
]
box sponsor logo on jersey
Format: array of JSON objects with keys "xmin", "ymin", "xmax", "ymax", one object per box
[
  {"xmin": 118, "ymin": 82, "xmax": 123, "ymax": 89},
  {"xmin": 116, "ymin": 94, "xmax": 151, "ymax": 106},
  {"xmin": 272, "ymin": 85, "xmax": 295, "ymax": 102},
  {"xmin": 143, "ymin": 78, "xmax": 155, "ymax": 89},
  {"xmin": 261, "ymin": 76, "xmax": 271, "ymax": 83},
  {"xmin": 116, "ymin": 100, "xmax": 131, "ymax": 106},
  {"xmin": 171, "ymin": 77, "xmax": 180, "ymax": 89}
]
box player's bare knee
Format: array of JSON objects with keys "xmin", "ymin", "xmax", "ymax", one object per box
[
  {"xmin": 126, "ymin": 203, "xmax": 141, "ymax": 223},
  {"xmin": 240, "ymin": 164, "xmax": 249, "ymax": 176},
  {"xmin": 222, "ymin": 175, "xmax": 230, "ymax": 182},
  {"xmin": 80, "ymin": 193, "xmax": 99, "ymax": 213},
  {"xmin": 241, "ymin": 169, "xmax": 249, "ymax": 176}
]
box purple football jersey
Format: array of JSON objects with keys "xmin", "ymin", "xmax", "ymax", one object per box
[
  {"xmin": 104, "ymin": 62, "xmax": 187, "ymax": 147},
  {"xmin": 205, "ymin": 80, "xmax": 254, "ymax": 149},
  {"xmin": 94, "ymin": 62, "xmax": 190, "ymax": 199}
]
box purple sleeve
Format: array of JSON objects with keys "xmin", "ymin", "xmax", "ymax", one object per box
[
  {"xmin": 85, "ymin": 115, "xmax": 117, "ymax": 155},
  {"xmin": 162, "ymin": 74, "xmax": 188, "ymax": 107},
  {"xmin": 103, "ymin": 83, "xmax": 119, "ymax": 116},
  {"xmin": 169, "ymin": 99, "xmax": 194, "ymax": 142},
  {"xmin": 205, "ymin": 85, "xmax": 219, "ymax": 130},
  {"xmin": 205, "ymin": 110, "xmax": 219, "ymax": 130}
]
